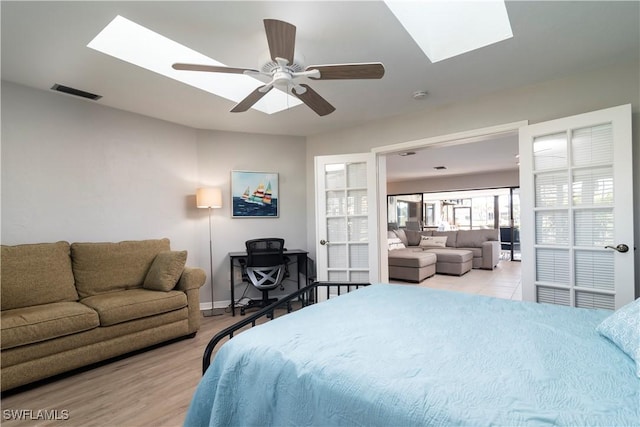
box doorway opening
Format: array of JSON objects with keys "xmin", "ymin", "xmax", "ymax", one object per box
[
  {"xmin": 388, "ymin": 187, "xmax": 521, "ymax": 261},
  {"xmin": 374, "ymin": 120, "xmax": 528, "ymax": 286}
]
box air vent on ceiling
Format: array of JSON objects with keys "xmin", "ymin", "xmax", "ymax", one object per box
[
  {"xmin": 51, "ymin": 84, "xmax": 102, "ymax": 101},
  {"xmin": 433, "ymin": 166, "xmax": 447, "ymax": 170}
]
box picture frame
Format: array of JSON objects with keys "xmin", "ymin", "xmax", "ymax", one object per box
[{"xmin": 231, "ymin": 171, "xmax": 279, "ymax": 218}]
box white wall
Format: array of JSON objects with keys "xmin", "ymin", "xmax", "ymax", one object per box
[
  {"xmin": 194, "ymin": 129, "xmax": 306, "ymax": 306},
  {"xmin": 1, "ymin": 82, "xmax": 199, "ymax": 252},
  {"xmin": 388, "ymin": 169, "xmax": 519, "ymax": 195},
  {"xmin": 306, "ymin": 60, "xmax": 640, "ymax": 295},
  {"xmin": 1, "ymin": 81, "xmax": 308, "ymax": 309}
]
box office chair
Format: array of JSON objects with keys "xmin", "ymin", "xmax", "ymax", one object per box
[
  {"xmin": 500, "ymin": 227, "xmax": 513, "ymax": 252},
  {"xmin": 240, "ymin": 238, "xmax": 287, "ymax": 315},
  {"xmin": 500, "ymin": 227, "xmax": 520, "ymax": 260}
]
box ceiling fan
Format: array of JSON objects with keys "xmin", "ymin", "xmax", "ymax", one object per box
[{"xmin": 172, "ymin": 19, "xmax": 385, "ymax": 116}]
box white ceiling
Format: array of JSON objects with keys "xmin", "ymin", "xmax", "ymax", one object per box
[
  {"xmin": 385, "ymin": 132, "xmax": 520, "ymax": 182},
  {"xmin": 2, "ymin": 1, "xmax": 638, "ymax": 181}
]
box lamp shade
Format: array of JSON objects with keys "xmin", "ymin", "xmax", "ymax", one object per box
[{"xmin": 196, "ymin": 187, "xmax": 223, "ymax": 208}]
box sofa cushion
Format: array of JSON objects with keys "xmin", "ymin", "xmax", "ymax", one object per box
[
  {"xmin": 424, "ymin": 248, "xmax": 474, "ymax": 263},
  {"xmin": 458, "ymin": 247, "xmax": 483, "ymax": 259},
  {"xmin": 432, "ymin": 231, "xmax": 458, "ymax": 248},
  {"xmin": 393, "ymin": 228, "xmax": 409, "ymax": 246},
  {"xmin": 143, "ymin": 250, "xmax": 187, "ymax": 292},
  {"xmin": 1, "ymin": 242, "xmax": 79, "ymax": 311},
  {"xmin": 387, "ymin": 238, "xmax": 406, "ymax": 251},
  {"xmin": 404, "ymin": 230, "xmax": 431, "ymax": 246},
  {"xmin": 455, "ymin": 229, "xmax": 499, "ymax": 248},
  {"xmin": 388, "ymin": 250, "xmax": 437, "ymax": 268},
  {"xmin": 1, "ymin": 302, "xmax": 99, "ymax": 350},
  {"xmin": 72, "ymin": 239, "xmax": 171, "ymax": 298},
  {"xmin": 81, "ymin": 289, "xmax": 187, "ymax": 326},
  {"xmin": 419, "ymin": 235, "xmax": 447, "ymax": 248}
]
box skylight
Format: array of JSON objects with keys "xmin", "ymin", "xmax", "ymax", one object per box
[
  {"xmin": 87, "ymin": 15, "xmax": 302, "ymax": 114},
  {"xmin": 384, "ymin": 1, "xmax": 513, "ymax": 63}
]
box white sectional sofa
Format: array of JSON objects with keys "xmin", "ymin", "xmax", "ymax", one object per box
[{"xmin": 388, "ymin": 228, "xmax": 501, "ymax": 282}]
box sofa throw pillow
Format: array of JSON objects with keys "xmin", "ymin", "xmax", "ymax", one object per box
[
  {"xmin": 596, "ymin": 298, "xmax": 640, "ymax": 378},
  {"xmin": 143, "ymin": 250, "xmax": 187, "ymax": 292},
  {"xmin": 393, "ymin": 228, "xmax": 409, "ymax": 246},
  {"xmin": 419, "ymin": 235, "xmax": 447, "ymax": 248},
  {"xmin": 404, "ymin": 230, "xmax": 423, "ymax": 246},
  {"xmin": 388, "ymin": 238, "xmax": 406, "ymax": 251}
]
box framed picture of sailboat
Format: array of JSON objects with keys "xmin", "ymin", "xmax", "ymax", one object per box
[{"xmin": 231, "ymin": 171, "xmax": 279, "ymax": 218}]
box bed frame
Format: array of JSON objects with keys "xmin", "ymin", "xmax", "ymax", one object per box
[{"xmin": 202, "ymin": 281, "xmax": 370, "ymax": 374}]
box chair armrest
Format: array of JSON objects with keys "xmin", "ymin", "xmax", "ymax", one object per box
[{"xmin": 176, "ymin": 266, "xmax": 206, "ymax": 291}]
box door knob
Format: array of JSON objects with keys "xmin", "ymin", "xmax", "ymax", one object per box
[
  {"xmin": 320, "ymin": 239, "xmax": 329, "ymax": 246},
  {"xmin": 604, "ymin": 244, "xmax": 629, "ymax": 253}
]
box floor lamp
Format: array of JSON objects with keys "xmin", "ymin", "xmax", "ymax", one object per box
[{"xmin": 196, "ymin": 187, "xmax": 224, "ymax": 317}]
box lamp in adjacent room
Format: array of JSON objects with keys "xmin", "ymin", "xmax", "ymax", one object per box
[{"xmin": 196, "ymin": 187, "xmax": 224, "ymax": 317}]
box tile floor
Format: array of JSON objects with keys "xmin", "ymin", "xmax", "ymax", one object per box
[{"xmin": 390, "ymin": 260, "xmax": 522, "ymax": 301}]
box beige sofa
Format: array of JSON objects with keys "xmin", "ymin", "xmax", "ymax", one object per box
[
  {"xmin": 0, "ymin": 238, "xmax": 205, "ymax": 391},
  {"xmin": 388, "ymin": 228, "xmax": 500, "ymax": 282}
]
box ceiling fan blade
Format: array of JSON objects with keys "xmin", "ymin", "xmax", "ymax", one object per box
[
  {"xmin": 263, "ymin": 19, "xmax": 296, "ymax": 64},
  {"xmin": 292, "ymin": 84, "xmax": 335, "ymax": 116},
  {"xmin": 231, "ymin": 85, "xmax": 273, "ymax": 113},
  {"xmin": 306, "ymin": 63, "xmax": 385, "ymax": 80},
  {"xmin": 172, "ymin": 63, "xmax": 259, "ymax": 74}
]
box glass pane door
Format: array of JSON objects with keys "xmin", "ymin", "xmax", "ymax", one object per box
[
  {"xmin": 519, "ymin": 104, "xmax": 634, "ymax": 309},
  {"xmin": 325, "ymin": 162, "xmax": 369, "ymax": 282},
  {"xmin": 315, "ymin": 153, "xmax": 379, "ymax": 285}
]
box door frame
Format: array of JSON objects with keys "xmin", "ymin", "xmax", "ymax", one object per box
[{"xmin": 372, "ymin": 121, "xmax": 528, "ymax": 282}]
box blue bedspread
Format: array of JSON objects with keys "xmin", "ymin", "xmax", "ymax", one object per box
[{"xmin": 185, "ymin": 285, "xmax": 639, "ymax": 426}]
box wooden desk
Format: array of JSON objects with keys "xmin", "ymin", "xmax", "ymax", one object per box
[{"xmin": 228, "ymin": 249, "xmax": 309, "ymax": 316}]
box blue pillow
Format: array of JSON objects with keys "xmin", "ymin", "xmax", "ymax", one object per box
[{"xmin": 596, "ymin": 298, "xmax": 640, "ymax": 378}]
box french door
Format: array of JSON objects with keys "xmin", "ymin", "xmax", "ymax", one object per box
[
  {"xmin": 519, "ymin": 104, "xmax": 634, "ymax": 309},
  {"xmin": 314, "ymin": 153, "xmax": 380, "ymax": 284}
]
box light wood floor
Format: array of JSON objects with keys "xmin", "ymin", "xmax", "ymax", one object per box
[
  {"xmin": 1, "ymin": 261, "xmax": 521, "ymax": 426},
  {"xmin": 391, "ymin": 259, "xmax": 522, "ymax": 301},
  {"xmin": 0, "ymin": 313, "xmax": 243, "ymax": 427}
]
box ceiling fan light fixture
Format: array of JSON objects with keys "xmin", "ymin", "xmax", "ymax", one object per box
[{"xmin": 259, "ymin": 51, "xmax": 305, "ymax": 74}]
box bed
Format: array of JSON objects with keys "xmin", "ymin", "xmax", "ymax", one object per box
[{"xmin": 185, "ymin": 283, "xmax": 639, "ymax": 426}]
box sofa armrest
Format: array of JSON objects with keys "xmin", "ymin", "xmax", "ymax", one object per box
[
  {"xmin": 175, "ymin": 267, "xmax": 206, "ymax": 333},
  {"xmin": 176, "ymin": 266, "xmax": 206, "ymax": 291},
  {"xmin": 481, "ymin": 241, "xmax": 501, "ymax": 270}
]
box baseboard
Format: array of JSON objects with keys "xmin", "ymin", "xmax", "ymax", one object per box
[
  {"xmin": 199, "ymin": 301, "xmax": 231, "ymax": 311},
  {"xmin": 199, "ymin": 289, "xmax": 299, "ymax": 312}
]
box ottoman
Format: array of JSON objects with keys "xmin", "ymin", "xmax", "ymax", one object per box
[
  {"xmin": 388, "ymin": 250, "xmax": 437, "ymax": 283},
  {"xmin": 424, "ymin": 248, "xmax": 473, "ymax": 276}
]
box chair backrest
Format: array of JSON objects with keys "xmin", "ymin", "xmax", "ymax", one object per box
[
  {"xmin": 499, "ymin": 227, "xmax": 512, "ymax": 243},
  {"xmin": 245, "ymin": 238, "xmax": 285, "ymax": 268}
]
